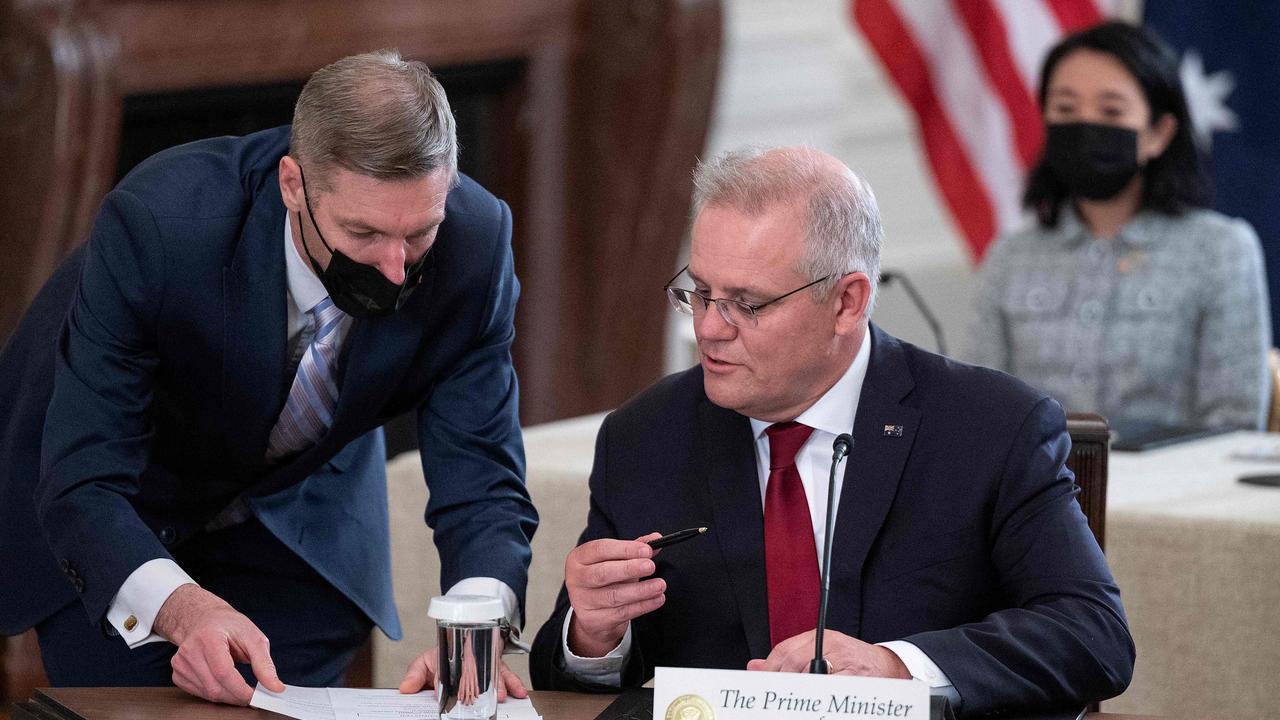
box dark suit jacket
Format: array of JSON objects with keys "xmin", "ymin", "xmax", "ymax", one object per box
[
  {"xmin": 0, "ymin": 127, "xmax": 537, "ymax": 639},
  {"xmin": 530, "ymin": 325, "xmax": 1133, "ymax": 716}
]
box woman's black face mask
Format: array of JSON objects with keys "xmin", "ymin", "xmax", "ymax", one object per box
[
  {"xmin": 1044, "ymin": 122, "xmax": 1141, "ymax": 201},
  {"xmin": 295, "ymin": 166, "xmax": 430, "ymax": 319}
]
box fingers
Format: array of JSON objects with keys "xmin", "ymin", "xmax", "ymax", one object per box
[
  {"xmin": 160, "ymin": 590, "xmax": 275, "ymax": 706},
  {"xmin": 209, "ymin": 642, "xmax": 256, "ymax": 705},
  {"xmin": 233, "ymin": 629, "xmax": 283, "ymax": 693},
  {"xmin": 761, "ymin": 630, "xmax": 818, "ymax": 673},
  {"xmin": 578, "ymin": 588, "xmax": 667, "ymax": 625},
  {"xmin": 756, "ymin": 630, "xmax": 877, "ymax": 675},
  {"xmin": 170, "ymin": 626, "xmax": 256, "ymax": 705},
  {"xmin": 499, "ymin": 660, "xmax": 528, "ymax": 700},
  {"xmin": 570, "ymin": 538, "xmax": 653, "ymax": 567},
  {"xmin": 399, "ymin": 650, "xmax": 436, "ymax": 694},
  {"xmin": 573, "ymin": 576, "xmax": 666, "ymax": 611},
  {"xmin": 763, "ymin": 643, "xmax": 812, "ymax": 674}
]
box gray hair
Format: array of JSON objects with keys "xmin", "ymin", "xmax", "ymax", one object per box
[
  {"xmin": 291, "ymin": 49, "xmax": 457, "ymax": 192},
  {"xmin": 691, "ymin": 146, "xmax": 883, "ymax": 308}
]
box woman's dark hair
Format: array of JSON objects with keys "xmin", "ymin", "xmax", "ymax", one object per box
[{"xmin": 1023, "ymin": 21, "xmax": 1209, "ymax": 226}]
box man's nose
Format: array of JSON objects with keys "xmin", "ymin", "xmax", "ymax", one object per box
[
  {"xmin": 375, "ymin": 243, "xmax": 408, "ymax": 285},
  {"xmin": 695, "ymin": 301, "xmax": 737, "ymax": 340}
]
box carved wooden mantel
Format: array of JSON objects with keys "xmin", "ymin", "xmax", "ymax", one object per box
[{"xmin": 0, "ymin": 0, "xmax": 722, "ymax": 425}]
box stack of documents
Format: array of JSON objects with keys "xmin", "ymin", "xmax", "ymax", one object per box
[{"xmin": 250, "ymin": 684, "xmax": 544, "ymax": 720}]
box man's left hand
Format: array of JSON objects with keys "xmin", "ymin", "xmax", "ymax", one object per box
[
  {"xmin": 398, "ymin": 638, "xmax": 528, "ymax": 702},
  {"xmin": 746, "ymin": 630, "xmax": 912, "ymax": 678}
]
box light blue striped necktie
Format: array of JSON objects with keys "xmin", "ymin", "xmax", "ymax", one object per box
[{"xmin": 266, "ymin": 297, "xmax": 347, "ymax": 461}]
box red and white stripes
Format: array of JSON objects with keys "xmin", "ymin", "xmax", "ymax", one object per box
[{"xmin": 852, "ymin": 0, "xmax": 1110, "ymax": 260}]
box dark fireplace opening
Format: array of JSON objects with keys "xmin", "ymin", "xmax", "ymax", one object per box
[
  {"xmin": 114, "ymin": 59, "xmax": 527, "ymax": 459},
  {"xmin": 116, "ymin": 59, "xmax": 524, "ymax": 189}
]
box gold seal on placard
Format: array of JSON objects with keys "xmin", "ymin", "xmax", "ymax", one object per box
[{"xmin": 665, "ymin": 694, "xmax": 715, "ymax": 720}]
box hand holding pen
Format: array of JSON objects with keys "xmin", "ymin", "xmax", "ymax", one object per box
[{"xmin": 563, "ymin": 526, "xmax": 710, "ymax": 658}]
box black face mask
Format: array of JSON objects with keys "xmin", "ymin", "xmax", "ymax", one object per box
[
  {"xmin": 1044, "ymin": 122, "xmax": 1141, "ymax": 201},
  {"xmin": 296, "ymin": 166, "xmax": 430, "ymax": 319}
]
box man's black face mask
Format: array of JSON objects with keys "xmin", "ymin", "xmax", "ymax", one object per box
[
  {"xmin": 1044, "ymin": 121, "xmax": 1141, "ymax": 202},
  {"xmin": 295, "ymin": 165, "xmax": 430, "ymax": 319}
]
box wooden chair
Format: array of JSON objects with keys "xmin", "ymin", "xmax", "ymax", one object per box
[
  {"xmin": 1065, "ymin": 412, "xmax": 1109, "ymax": 715},
  {"xmin": 1267, "ymin": 349, "xmax": 1280, "ymax": 432},
  {"xmin": 1066, "ymin": 412, "xmax": 1110, "ymax": 552}
]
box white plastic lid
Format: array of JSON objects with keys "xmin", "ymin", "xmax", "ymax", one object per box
[{"xmin": 427, "ymin": 594, "xmax": 504, "ymax": 624}]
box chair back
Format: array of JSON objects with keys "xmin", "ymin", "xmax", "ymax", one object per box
[
  {"xmin": 1267, "ymin": 348, "xmax": 1280, "ymax": 432},
  {"xmin": 1066, "ymin": 413, "xmax": 1109, "ymax": 552}
]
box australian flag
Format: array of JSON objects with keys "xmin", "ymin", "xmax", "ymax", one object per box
[{"xmin": 1145, "ymin": 3, "xmax": 1280, "ymax": 342}]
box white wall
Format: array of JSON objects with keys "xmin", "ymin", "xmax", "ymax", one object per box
[{"xmin": 666, "ymin": 0, "xmax": 976, "ymax": 371}]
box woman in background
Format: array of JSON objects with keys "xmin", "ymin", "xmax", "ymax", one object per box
[{"xmin": 969, "ymin": 21, "xmax": 1270, "ymax": 434}]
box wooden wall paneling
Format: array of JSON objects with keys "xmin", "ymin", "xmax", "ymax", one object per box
[
  {"xmin": 554, "ymin": 0, "xmax": 722, "ymax": 420},
  {"xmin": 506, "ymin": 30, "xmax": 572, "ymax": 424},
  {"xmin": 1, "ymin": 3, "xmax": 119, "ymax": 341}
]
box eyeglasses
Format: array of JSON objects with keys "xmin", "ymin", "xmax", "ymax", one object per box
[{"xmin": 664, "ymin": 264, "xmax": 834, "ymax": 329}]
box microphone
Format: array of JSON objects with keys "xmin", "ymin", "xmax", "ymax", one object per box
[
  {"xmin": 810, "ymin": 432, "xmax": 854, "ymax": 674},
  {"xmin": 879, "ymin": 270, "xmax": 947, "ymax": 356}
]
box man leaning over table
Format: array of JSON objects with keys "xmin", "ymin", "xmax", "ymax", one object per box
[
  {"xmin": 0, "ymin": 50, "xmax": 536, "ymax": 705},
  {"xmin": 529, "ymin": 147, "xmax": 1134, "ymax": 716}
]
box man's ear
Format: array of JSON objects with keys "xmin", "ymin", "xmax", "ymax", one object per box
[
  {"xmin": 278, "ymin": 155, "xmax": 305, "ymax": 213},
  {"xmin": 834, "ymin": 272, "xmax": 872, "ymax": 336}
]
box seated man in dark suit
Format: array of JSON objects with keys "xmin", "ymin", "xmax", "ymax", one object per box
[
  {"xmin": 530, "ymin": 147, "xmax": 1134, "ymax": 716},
  {"xmin": 0, "ymin": 51, "xmax": 536, "ymax": 705}
]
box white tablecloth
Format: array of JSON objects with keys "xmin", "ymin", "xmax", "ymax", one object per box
[{"xmin": 1102, "ymin": 432, "xmax": 1280, "ymax": 719}]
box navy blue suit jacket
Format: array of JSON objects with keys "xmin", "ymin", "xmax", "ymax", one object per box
[
  {"xmin": 0, "ymin": 127, "xmax": 537, "ymax": 638},
  {"xmin": 530, "ymin": 326, "xmax": 1133, "ymax": 715}
]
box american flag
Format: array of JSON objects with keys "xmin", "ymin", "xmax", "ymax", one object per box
[{"xmin": 852, "ymin": 0, "xmax": 1115, "ymax": 260}]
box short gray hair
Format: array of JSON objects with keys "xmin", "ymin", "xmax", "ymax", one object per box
[
  {"xmin": 291, "ymin": 49, "xmax": 457, "ymax": 192},
  {"xmin": 691, "ymin": 146, "xmax": 883, "ymax": 308}
]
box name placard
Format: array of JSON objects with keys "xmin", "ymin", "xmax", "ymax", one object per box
[{"xmin": 654, "ymin": 667, "xmax": 928, "ymax": 720}]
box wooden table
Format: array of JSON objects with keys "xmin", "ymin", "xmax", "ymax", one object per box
[
  {"xmin": 10, "ymin": 687, "xmax": 1158, "ymax": 720},
  {"xmin": 13, "ymin": 688, "xmax": 610, "ymax": 720}
]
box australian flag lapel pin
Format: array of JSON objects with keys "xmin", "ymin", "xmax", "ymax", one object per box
[{"xmin": 883, "ymin": 424, "xmax": 903, "ymax": 437}]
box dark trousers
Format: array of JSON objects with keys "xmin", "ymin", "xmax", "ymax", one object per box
[{"xmin": 36, "ymin": 518, "xmax": 373, "ymax": 688}]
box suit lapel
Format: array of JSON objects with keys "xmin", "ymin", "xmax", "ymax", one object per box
[
  {"xmin": 827, "ymin": 325, "xmax": 920, "ymax": 638},
  {"xmin": 222, "ymin": 173, "xmax": 288, "ymax": 480},
  {"xmin": 694, "ymin": 397, "xmax": 772, "ymax": 661}
]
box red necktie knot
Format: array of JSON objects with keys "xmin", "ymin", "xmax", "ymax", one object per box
[{"xmin": 766, "ymin": 421, "xmax": 813, "ymax": 469}]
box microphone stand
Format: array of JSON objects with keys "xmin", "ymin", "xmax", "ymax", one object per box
[
  {"xmin": 810, "ymin": 433, "xmax": 854, "ymax": 674},
  {"xmin": 879, "ymin": 270, "xmax": 947, "ymax": 356}
]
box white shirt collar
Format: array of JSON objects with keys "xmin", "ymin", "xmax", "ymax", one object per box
[
  {"xmin": 749, "ymin": 325, "xmax": 873, "ymax": 440},
  {"xmin": 284, "ymin": 213, "xmax": 331, "ymax": 315}
]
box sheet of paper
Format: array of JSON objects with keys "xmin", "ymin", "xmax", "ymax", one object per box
[
  {"xmin": 251, "ymin": 684, "xmax": 542, "ymax": 720},
  {"xmin": 250, "ymin": 684, "xmax": 336, "ymax": 720},
  {"xmin": 491, "ymin": 696, "xmax": 541, "ymax": 720},
  {"xmin": 327, "ymin": 688, "xmax": 438, "ymax": 719}
]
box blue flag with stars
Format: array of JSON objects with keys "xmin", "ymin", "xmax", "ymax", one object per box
[{"xmin": 1145, "ymin": 3, "xmax": 1280, "ymax": 342}]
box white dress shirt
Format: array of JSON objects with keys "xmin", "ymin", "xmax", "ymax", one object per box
[
  {"xmin": 561, "ymin": 327, "xmax": 954, "ymax": 696},
  {"xmin": 106, "ymin": 216, "xmax": 519, "ymax": 647}
]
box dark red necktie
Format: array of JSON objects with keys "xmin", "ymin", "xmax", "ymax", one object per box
[{"xmin": 763, "ymin": 421, "xmax": 819, "ymax": 648}]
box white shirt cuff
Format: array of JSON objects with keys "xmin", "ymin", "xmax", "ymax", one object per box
[
  {"xmin": 106, "ymin": 558, "xmax": 197, "ymax": 648},
  {"xmin": 878, "ymin": 640, "xmax": 954, "ymax": 688},
  {"xmin": 558, "ymin": 607, "xmax": 631, "ymax": 686},
  {"xmin": 445, "ymin": 577, "xmax": 521, "ymax": 628}
]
